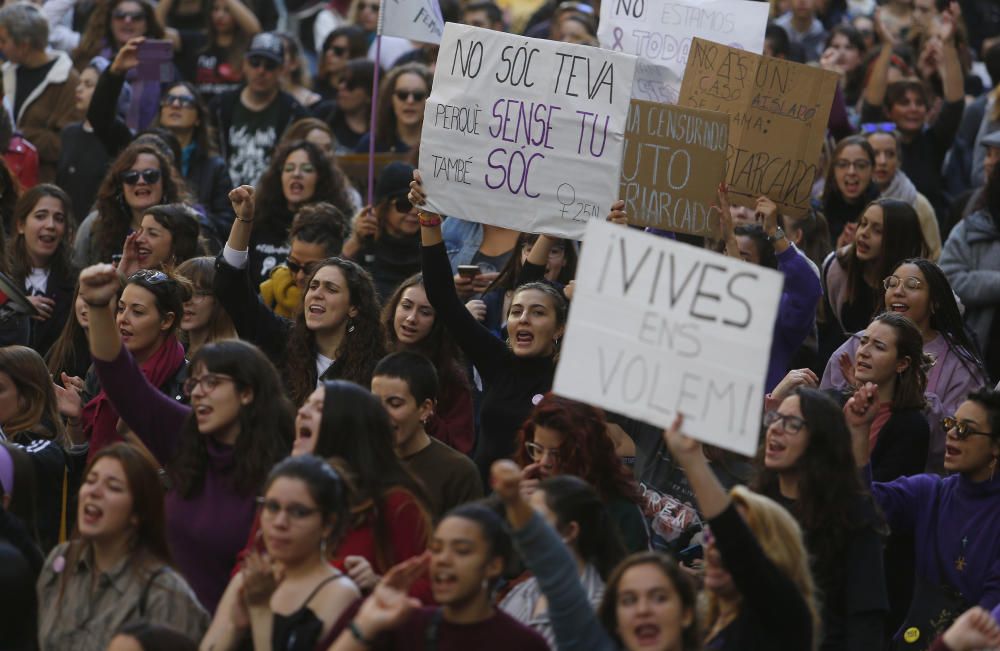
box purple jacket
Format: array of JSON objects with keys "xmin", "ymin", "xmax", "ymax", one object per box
[
  {"xmin": 766, "ymin": 245, "xmax": 823, "ymax": 392},
  {"xmin": 870, "ymin": 470, "xmax": 1000, "ymax": 610},
  {"xmin": 95, "ymin": 347, "xmax": 257, "ymax": 613},
  {"xmin": 822, "ymin": 333, "xmax": 989, "ymax": 473}
]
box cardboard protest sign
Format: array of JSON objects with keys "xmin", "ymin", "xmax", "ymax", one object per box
[
  {"xmin": 620, "ymin": 100, "xmax": 728, "ymax": 237},
  {"xmin": 380, "ymin": 0, "xmax": 443, "ymax": 44},
  {"xmin": 678, "ymin": 37, "xmax": 838, "ymax": 218},
  {"xmin": 553, "ymin": 220, "xmax": 782, "ymax": 457},
  {"xmin": 418, "ymin": 23, "xmax": 637, "ymax": 239},
  {"xmin": 600, "ymin": 0, "xmax": 768, "ymax": 103}
]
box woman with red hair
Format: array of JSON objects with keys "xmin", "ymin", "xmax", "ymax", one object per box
[{"xmin": 514, "ymin": 394, "xmax": 649, "ymax": 552}]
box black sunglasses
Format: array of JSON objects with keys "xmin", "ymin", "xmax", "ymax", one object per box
[
  {"xmin": 160, "ymin": 93, "xmax": 197, "ymax": 108},
  {"xmin": 286, "ymin": 258, "xmax": 319, "ymax": 275},
  {"xmin": 394, "ymin": 90, "xmax": 427, "ymax": 102},
  {"xmin": 393, "ymin": 196, "xmax": 412, "ymax": 213},
  {"xmin": 328, "ymin": 45, "xmax": 348, "ymax": 57},
  {"xmin": 120, "ymin": 168, "xmax": 161, "ymax": 185},
  {"xmin": 112, "ymin": 9, "xmax": 145, "ymax": 20},
  {"xmin": 247, "ymin": 55, "xmax": 280, "ymax": 71}
]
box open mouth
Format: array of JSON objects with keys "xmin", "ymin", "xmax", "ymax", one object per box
[
  {"xmin": 37, "ymin": 234, "xmax": 57, "ymax": 246},
  {"xmin": 81, "ymin": 502, "xmax": 103, "ymax": 524},
  {"xmin": 766, "ymin": 437, "xmax": 786, "ymax": 455},
  {"xmin": 889, "ymin": 302, "xmax": 909, "ymax": 313},
  {"xmin": 307, "ymin": 304, "xmax": 325, "ymax": 316},
  {"xmin": 944, "ymin": 444, "xmax": 961, "ymax": 458},
  {"xmin": 119, "ymin": 328, "xmax": 133, "ymax": 341},
  {"xmin": 633, "ymin": 624, "xmax": 661, "ymax": 645},
  {"xmin": 137, "ymin": 246, "xmax": 152, "ymax": 261},
  {"xmin": 432, "ymin": 571, "xmax": 458, "ymax": 589},
  {"xmin": 514, "ymin": 331, "xmax": 534, "ymax": 347},
  {"xmin": 194, "ymin": 404, "xmax": 213, "ymax": 418}
]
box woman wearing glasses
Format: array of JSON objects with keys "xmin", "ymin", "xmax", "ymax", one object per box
[
  {"xmin": 244, "ymin": 140, "xmax": 354, "ymax": 283},
  {"xmin": 822, "ymin": 259, "xmax": 990, "ymax": 473},
  {"xmin": 753, "ymin": 387, "xmax": 889, "ymax": 651},
  {"xmin": 321, "ymin": 59, "xmax": 374, "ymax": 154},
  {"xmin": 845, "ymin": 385, "xmax": 1000, "ymax": 646},
  {"xmin": 77, "ymin": 262, "xmax": 293, "ymax": 612},
  {"xmin": 175, "ymin": 256, "xmax": 237, "ymax": 356},
  {"xmin": 88, "ymin": 39, "xmax": 234, "ymax": 244},
  {"xmin": 514, "ymin": 394, "xmax": 648, "ymax": 553},
  {"xmin": 342, "ymin": 162, "xmax": 422, "ymax": 301},
  {"xmin": 73, "ymin": 141, "xmax": 189, "ymax": 267},
  {"xmin": 354, "ymin": 63, "xmax": 431, "ymax": 154},
  {"xmin": 820, "ymin": 136, "xmax": 880, "ymax": 246},
  {"xmin": 820, "ymin": 198, "xmax": 926, "ymax": 355},
  {"xmin": 314, "ymin": 26, "xmax": 366, "ymax": 101},
  {"xmin": 203, "ymin": 455, "xmax": 359, "ymax": 651},
  {"xmin": 72, "ymin": 0, "xmax": 168, "ymax": 67}
]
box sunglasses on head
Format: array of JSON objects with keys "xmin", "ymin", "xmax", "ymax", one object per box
[
  {"xmin": 128, "ymin": 269, "xmax": 169, "ymax": 285},
  {"xmin": 120, "ymin": 168, "xmax": 161, "ymax": 185},
  {"xmin": 394, "ymin": 90, "xmax": 427, "ymax": 102},
  {"xmin": 247, "ymin": 55, "xmax": 280, "ymax": 71},
  {"xmin": 160, "ymin": 93, "xmax": 197, "ymax": 108},
  {"xmin": 112, "ymin": 9, "xmax": 145, "ymax": 20}
]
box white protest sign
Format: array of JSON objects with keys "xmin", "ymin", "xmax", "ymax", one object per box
[
  {"xmin": 599, "ymin": 0, "xmax": 768, "ymax": 103},
  {"xmin": 379, "ymin": 0, "xmax": 443, "ymax": 44},
  {"xmin": 553, "ymin": 220, "xmax": 782, "ymax": 457},
  {"xmin": 418, "ymin": 23, "xmax": 637, "ymax": 239}
]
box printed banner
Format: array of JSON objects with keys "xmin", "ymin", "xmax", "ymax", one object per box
[
  {"xmin": 553, "ymin": 220, "xmax": 782, "ymax": 457},
  {"xmin": 418, "ymin": 23, "xmax": 637, "ymax": 239},
  {"xmin": 600, "ymin": 0, "xmax": 768, "ymax": 103},
  {"xmin": 380, "ymin": 0, "xmax": 443, "ymax": 44},
  {"xmin": 621, "ymin": 100, "xmax": 728, "ymax": 236},
  {"xmin": 678, "ymin": 37, "xmax": 838, "ymax": 218}
]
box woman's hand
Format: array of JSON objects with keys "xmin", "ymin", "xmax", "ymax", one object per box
[
  {"xmin": 53, "ymin": 376, "xmax": 83, "ymax": 420},
  {"xmin": 351, "ymin": 206, "xmax": 378, "ymax": 240},
  {"xmin": 838, "ymin": 351, "xmax": 859, "ymax": 388},
  {"xmin": 465, "ymin": 299, "xmax": 487, "ymax": 322},
  {"xmin": 491, "ymin": 459, "xmax": 534, "ymax": 529},
  {"xmin": 836, "ymin": 222, "xmax": 858, "ymax": 249},
  {"xmin": 519, "ymin": 462, "xmax": 544, "ymax": 500},
  {"xmin": 110, "ymin": 37, "xmax": 144, "ymax": 75},
  {"xmin": 27, "ymin": 295, "xmax": 55, "ymax": 321},
  {"xmin": 663, "ymin": 413, "xmax": 703, "ymax": 466},
  {"xmin": 716, "ymin": 183, "xmax": 739, "ymax": 258},
  {"xmin": 79, "ymin": 264, "xmax": 121, "ymax": 307},
  {"xmin": 771, "ymin": 368, "xmax": 819, "ymax": 403},
  {"xmin": 607, "ymin": 199, "xmax": 628, "ymax": 226},
  {"xmin": 344, "ymin": 555, "xmax": 380, "ymax": 593},
  {"xmin": 241, "ymin": 550, "xmax": 280, "ymax": 608},
  {"xmin": 352, "ymin": 552, "xmax": 430, "ymax": 638},
  {"xmin": 408, "ymin": 170, "xmax": 427, "ymax": 207},
  {"xmin": 563, "ymin": 280, "xmax": 575, "ymax": 301},
  {"xmin": 941, "ymin": 606, "xmax": 1000, "ymax": 651},
  {"xmin": 116, "ymin": 230, "xmax": 143, "ymax": 279},
  {"xmin": 229, "ymin": 185, "xmax": 256, "ymax": 223},
  {"xmin": 844, "ymin": 382, "xmax": 880, "ymax": 430},
  {"xmin": 755, "ymin": 195, "xmax": 779, "ymax": 237}
]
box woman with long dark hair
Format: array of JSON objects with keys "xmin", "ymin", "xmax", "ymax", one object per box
[
  {"xmin": 36, "ymin": 443, "xmax": 207, "ymax": 650},
  {"xmin": 193, "ymin": 0, "xmax": 261, "ymax": 102},
  {"xmin": 245, "ymin": 140, "xmax": 354, "ymax": 282},
  {"xmin": 354, "ymin": 63, "xmax": 431, "ymax": 154},
  {"xmin": 820, "ymin": 135, "xmax": 880, "ymax": 245},
  {"xmin": 381, "ymin": 273, "xmax": 474, "ymax": 454},
  {"xmin": 73, "ymin": 141, "xmax": 189, "ymax": 267},
  {"xmin": 823, "ymin": 258, "xmax": 990, "ymax": 472},
  {"xmin": 322, "ymin": 58, "xmax": 374, "ymax": 154},
  {"xmin": 78, "ymin": 263, "xmax": 293, "ymax": 611},
  {"xmin": 73, "ymin": 0, "xmax": 168, "ymax": 67},
  {"xmin": 500, "ymin": 475, "xmax": 627, "ymax": 649},
  {"xmin": 3, "ymin": 185, "xmax": 77, "ymax": 356},
  {"xmin": 175, "ymin": 256, "xmax": 236, "ymax": 356},
  {"xmin": 821, "ymin": 198, "xmax": 926, "ymax": 355},
  {"xmin": 215, "ymin": 186, "xmax": 385, "ymax": 405},
  {"xmin": 514, "ymin": 394, "xmax": 648, "ymax": 552},
  {"xmin": 116, "ymin": 203, "xmax": 202, "ymax": 277},
  {"xmin": 410, "ymin": 172, "xmax": 568, "ymax": 478},
  {"xmin": 753, "ymin": 386, "xmax": 888, "ymax": 650},
  {"xmin": 314, "ymin": 26, "xmax": 366, "ymax": 100}
]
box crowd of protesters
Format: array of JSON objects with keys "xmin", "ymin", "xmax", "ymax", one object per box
[{"xmin": 1, "ymin": 0, "xmax": 1000, "ymax": 650}]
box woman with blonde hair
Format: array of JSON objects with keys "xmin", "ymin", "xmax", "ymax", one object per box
[{"xmin": 0, "ymin": 346, "xmax": 85, "ymax": 551}]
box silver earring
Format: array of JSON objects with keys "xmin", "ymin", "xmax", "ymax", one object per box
[{"xmin": 347, "ymin": 319, "xmax": 356, "ymax": 334}]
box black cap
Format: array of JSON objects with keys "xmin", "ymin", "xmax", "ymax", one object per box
[
  {"xmin": 246, "ymin": 32, "xmax": 284, "ymax": 64},
  {"xmin": 374, "ymin": 162, "xmax": 415, "ymax": 204}
]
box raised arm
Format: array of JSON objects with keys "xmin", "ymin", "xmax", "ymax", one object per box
[
  {"xmin": 89, "ymin": 38, "xmax": 141, "ymax": 157},
  {"xmin": 408, "ymin": 172, "xmax": 510, "ymax": 376},
  {"xmin": 78, "ymin": 265, "xmax": 189, "ymax": 463},
  {"xmin": 863, "ymin": 11, "xmax": 896, "ymax": 112}
]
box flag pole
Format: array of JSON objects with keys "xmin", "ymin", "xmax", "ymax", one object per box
[{"xmin": 367, "ymin": 0, "xmax": 385, "ymax": 208}]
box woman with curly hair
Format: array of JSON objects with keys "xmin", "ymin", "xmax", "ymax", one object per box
[
  {"xmin": 72, "ymin": 141, "xmax": 189, "ymax": 267},
  {"xmin": 514, "ymin": 394, "xmax": 648, "ymax": 552},
  {"xmin": 77, "ymin": 262, "xmax": 294, "ymax": 612},
  {"xmin": 753, "ymin": 386, "xmax": 888, "ymax": 651},
  {"xmin": 215, "ymin": 186, "xmax": 386, "ymax": 405},
  {"xmin": 354, "ymin": 62, "xmax": 431, "ymax": 154},
  {"xmin": 381, "ymin": 273, "xmax": 474, "ymax": 454},
  {"xmin": 246, "ymin": 139, "xmax": 354, "ymax": 282}
]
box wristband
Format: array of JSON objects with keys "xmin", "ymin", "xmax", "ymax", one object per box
[
  {"xmin": 418, "ymin": 211, "xmax": 442, "ymax": 227},
  {"xmin": 349, "ymin": 621, "xmax": 373, "ymax": 646},
  {"xmin": 236, "ymin": 215, "xmax": 254, "ymax": 223}
]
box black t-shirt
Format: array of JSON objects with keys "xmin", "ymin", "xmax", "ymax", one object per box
[
  {"xmin": 195, "ymin": 46, "xmax": 243, "ymax": 103},
  {"xmin": 227, "ymin": 99, "xmax": 280, "ymax": 187},
  {"xmin": 14, "ymin": 58, "xmax": 57, "ymax": 121}
]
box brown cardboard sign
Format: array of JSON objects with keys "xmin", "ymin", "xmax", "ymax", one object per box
[
  {"xmin": 678, "ymin": 37, "xmax": 838, "ymax": 218},
  {"xmin": 620, "ymin": 100, "xmax": 729, "ymax": 238}
]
